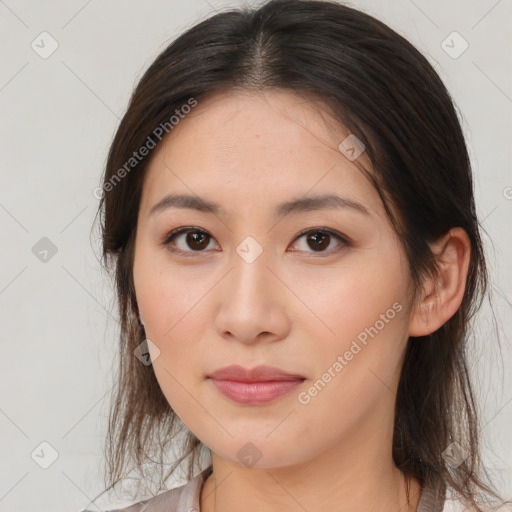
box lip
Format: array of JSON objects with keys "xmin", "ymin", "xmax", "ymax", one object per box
[
  {"xmin": 208, "ymin": 365, "xmax": 305, "ymax": 405},
  {"xmin": 208, "ymin": 364, "xmax": 305, "ymax": 382}
]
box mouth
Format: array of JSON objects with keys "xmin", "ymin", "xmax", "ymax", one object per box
[{"xmin": 207, "ymin": 364, "xmax": 306, "ymax": 405}]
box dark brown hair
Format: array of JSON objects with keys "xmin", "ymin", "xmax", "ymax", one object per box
[{"xmin": 93, "ymin": 0, "xmax": 503, "ymax": 508}]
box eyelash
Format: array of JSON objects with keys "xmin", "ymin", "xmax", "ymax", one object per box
[{"xmin": 160, "ymin": 226, "xmax": 351, "ymax": 258}]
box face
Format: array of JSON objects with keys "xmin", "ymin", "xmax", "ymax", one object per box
[{"xmin": 133, "ymin": 89, "xmax": 415, "ymax": 469}]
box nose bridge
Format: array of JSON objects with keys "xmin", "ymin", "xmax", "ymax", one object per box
[
  {"xmin": 230, "ymin": 234, "xmax": 274, "ymax": 306},
  {"xmin": 214, "ymin": 234, "xmax": 287, "ymax": 343}
]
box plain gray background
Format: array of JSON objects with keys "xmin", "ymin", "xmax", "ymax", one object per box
[{"xmin": 0, "ymin": 1, "xmax": 511, "ymax": 511}]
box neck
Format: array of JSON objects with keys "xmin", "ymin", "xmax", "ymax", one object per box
[{"xmin": 200, "ymin": 420, "xmax": 421, "ymax": 512}]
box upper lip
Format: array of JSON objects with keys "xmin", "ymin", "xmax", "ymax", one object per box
[{"xmin": 208, "ymin": 364, "xmax": 305, "ymax": 382}]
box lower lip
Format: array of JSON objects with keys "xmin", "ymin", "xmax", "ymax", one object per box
[{"xmin": 209, "ymin": 378, "xmax": 304, "ymax": 405}]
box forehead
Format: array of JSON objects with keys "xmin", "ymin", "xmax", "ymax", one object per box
[
  {"xmin": 157, "ymin": 88, "xmax": 351, "ymax": 156},
  {"xmin": 139, "ymin": 89, "xmax": 381, "ymax": 219}
]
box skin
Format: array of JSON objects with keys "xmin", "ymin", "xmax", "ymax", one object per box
[{"xmin": 133, "ymin": 89, "xmax": 470, "ymax": 512}]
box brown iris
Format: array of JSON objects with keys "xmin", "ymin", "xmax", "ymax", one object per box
[
  {"xmin": 306, "ymin": 231, "xmax": 330, "ymax": 251},
  {"xmin": 185, "ymin": 231, "xmax": 210, "ymax": 250}
]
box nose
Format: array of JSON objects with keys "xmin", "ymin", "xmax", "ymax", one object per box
[{"xmin": 213, "ymin": 245, "xmax": 290, "ymax": 346}]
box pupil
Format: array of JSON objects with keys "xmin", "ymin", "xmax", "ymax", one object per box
[
  {"xmin": 309, "ymin": 231, "xmax": 328, "ymax": 251},
  {"xmin": 187, "ymin": 232, "xmax": 209, "ymax": 250}
]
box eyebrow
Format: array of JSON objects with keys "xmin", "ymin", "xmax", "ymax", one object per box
[{"xmin": 148, "ymin": 192, "xmax": 370, "ymax": 218}]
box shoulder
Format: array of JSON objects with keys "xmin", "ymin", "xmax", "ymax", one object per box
[
  {"xmin": 417, "ymin": 482, "xmax": 506, "ymax": 512},
  {"xmin": 80, "ymin": 466, "xmax": 212, "ymax": 512},
  {"xmin": 441, "ymin": 491, "xmax": 512, "ymax": 512},
  {"xmin": 440, "ymin": 497, "xmax": 473, "ymax": 511}
]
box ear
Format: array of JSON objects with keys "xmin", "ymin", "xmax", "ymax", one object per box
[{"xmin": 408, "ymin": 227, "xmax": 471, "ymax": 337}]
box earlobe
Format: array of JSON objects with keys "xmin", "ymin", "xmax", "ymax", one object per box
[{"xmin": 408, "ymin": 228, "xmax": 471, "ymax": 337}]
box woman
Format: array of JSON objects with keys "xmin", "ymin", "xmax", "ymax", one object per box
[{"xmin": 89, "ymin": 1, "xmax": 506, "ymax": 510}]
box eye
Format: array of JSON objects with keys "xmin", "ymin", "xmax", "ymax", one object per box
[
  {"xmin": 161, "ymin": 227, "xmax": 218, "ymax": 256},
  {"xmin": 161, "ymin": 227, "xmax": 350, "ymax": 257},
  {"xmin": 290, "ymin": 228, "xmax": 350, "ymax": 255}
]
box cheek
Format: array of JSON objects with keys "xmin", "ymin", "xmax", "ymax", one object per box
[
  {"xmin": 294, "ymin": 291, "xmax": 408, "ymax": 443},
  {"xmin": 143, "ymin": 284, "xmax": 210, "ymax": 430},
  {"xmin": 144, "ymin": 281, "xmax": 207, "ymax": 375},
  {"xmin": 291, "ymin": 252, "xmax": 410, "ymax": 407},
  {"xmin": 291, "ymin": 253, "xmax": 409, "ymax": 349},
  {"xmin": 134, "ymin": 249, "xmax": 209, "ymax": 338},
  {"xmin": 133, "ymin": 252, "xmax": 211, "ymax": 398}
]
